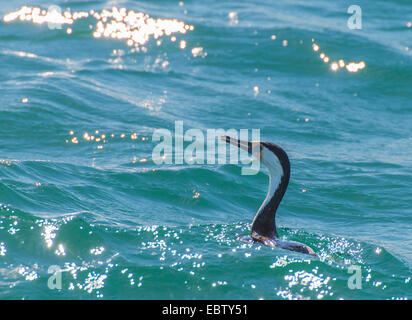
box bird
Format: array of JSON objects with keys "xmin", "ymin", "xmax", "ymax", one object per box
[{"xmin": 221, "ymin": 135, "xmax": 317, "ymax": 257}]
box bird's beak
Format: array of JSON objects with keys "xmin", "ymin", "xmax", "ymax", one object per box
[
  {"xmin": 219, "ymin": 136, "xmax": 252, "ymax": 153},
  {"xmin": 219, "ymin": 136, "xmax": 263, "ymax": 162}
]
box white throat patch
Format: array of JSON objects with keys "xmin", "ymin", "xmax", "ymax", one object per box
[{"xmin": 259, "ymin": 150, "xmax": 284, "ymax": 209}]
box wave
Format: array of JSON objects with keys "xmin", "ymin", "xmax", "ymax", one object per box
[{"xmin": 0, "ymin": 204, "xmax": 410, "ymax": 299}]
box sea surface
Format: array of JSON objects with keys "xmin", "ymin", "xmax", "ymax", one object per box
[{"xmin": 0, "ymin": 0, "xmax": 411, "ymax": 300}]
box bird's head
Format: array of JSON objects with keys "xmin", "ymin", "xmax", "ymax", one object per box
[
  {"xmin": 219, "ymin": 135, "xmax": 264, "ymax": 162},
  {"xmin": 219, "ymin": 135, "xmax": 290, "ymax": 177}
]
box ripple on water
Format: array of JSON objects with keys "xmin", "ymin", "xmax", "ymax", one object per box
[
  {"xmin": 0, "ymin": 204, "xmax": 410, "ymax": 299},
  {"xmin": 1, "ymin": 0, "xmax": 411, "ymax": 301}
]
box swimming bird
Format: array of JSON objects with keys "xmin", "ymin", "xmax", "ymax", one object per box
[{"xmin": 221, "ymin": 136, "xmax": 317, "ymax": 257}]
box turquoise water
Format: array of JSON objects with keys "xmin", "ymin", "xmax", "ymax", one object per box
[{"xmin": 0, "ymin": 0, "xmax": 411, "ymax": 299}]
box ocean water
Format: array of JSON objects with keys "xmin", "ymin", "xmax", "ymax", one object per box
[{"xmin": 0, "ymin": 0, "xmax": 411, "ymax": 300}]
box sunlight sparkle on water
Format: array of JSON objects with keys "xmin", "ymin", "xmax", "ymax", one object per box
[
  {"xmin": 66, "ymin": 129, "xmax": 150, "ymax": 156},
  {"xmin": 312, "ymin": 42, "xmax": 366, "ymax": 73},
  {"xmin": 3, "ymin": 6, "xmax": 194, "ymax": 49}
]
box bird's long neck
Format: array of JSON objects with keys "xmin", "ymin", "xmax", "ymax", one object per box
[{"xmin": 251, "ymin": 145, "xmax": 290, "ymax": 240}]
